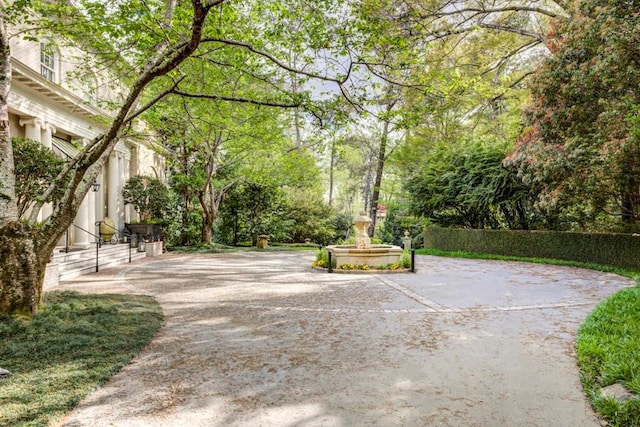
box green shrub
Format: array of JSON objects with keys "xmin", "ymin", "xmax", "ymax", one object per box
[
  {"xmin": 424, "ymin": 226, "xmax": 640, "ymax": 268},
  {"xmin": 400, "ymin": 250, "xmax": 411, "ymax": 268},
  {"xmin": 122, "ymin": 175, "xmax": 178, "ymax": 223},
  {"xmin": 312, "ymin": 248, "xmax": 336, "ymax": 268},
  {"xmin": 12, "ymin": 137, "xmax": 65, "ymax": 217},
  {"xmin": 378, "ymin": 203, "xmax": 428, "ymax": 247}
]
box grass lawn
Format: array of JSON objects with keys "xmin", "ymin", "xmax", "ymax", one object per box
[
  {"xmin": 418, "ymin": 248, "xmax": 640, "ymax": 426},
  {"xmin": 577, "ymin": 286, "xmax": 640, "ymax": 426},
  {"xmin": 0, "ymin": 291, "xmax": 163, "ymax": 427}
]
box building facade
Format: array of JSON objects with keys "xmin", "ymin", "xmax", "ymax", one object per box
[{"xmin": 8, "ymin": 34, "xmax": 163, "ymax": 248}]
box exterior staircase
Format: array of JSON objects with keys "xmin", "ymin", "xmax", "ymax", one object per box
[{"xmin": 44, "ymin": 243, "xmax": 147, "ymax": 289}]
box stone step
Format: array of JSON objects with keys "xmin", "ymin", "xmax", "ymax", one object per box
[
  {"xmin": 45, "ymin": 243, "xmax": 148, "ymax": 288},
  {"xmin": 51, "ymin": 242, "xmax": 138, "ymax": 263}
]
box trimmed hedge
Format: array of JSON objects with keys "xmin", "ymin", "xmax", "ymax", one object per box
[{"xmin": 423, "ymin": 227, "xmax": 640, "ymax": 268}]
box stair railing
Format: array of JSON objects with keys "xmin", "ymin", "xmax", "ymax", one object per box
[
  {"xmin": 57, "ymin": 222, "xmax": 134, "ymax": 275},
  {"xmin": 67, "ymin": 223, "xmax": 102, "ymax": 272},
  {"xmin": 95, "ymin": 221, "xmax": 135, "ymax": 266}
]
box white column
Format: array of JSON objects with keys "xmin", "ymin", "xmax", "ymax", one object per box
[
  {"xmin": 117, "ymin": 152, "xmax": 125, "ymax": 230},
  {"xmin": 88, "ymin": 184, "xmax": 96, "ymax": 242},
  {"xmin": 124, "ymin": 153, "xmax": 131, "ymax": 223},
  {"xmin": 19, "ymin": 117, "xmax": 43, "ymax": 142},
  {"xmin": 19, "ymin": 118, "xmax": 44, "ymax": 221},
  {"xmin": 74, "ymin": 194, "xmax": 91, "ymax": 248},
  {"xmin": 40, "ymin": 123, "xmax": 57, "ymax": 220},
  {"xmin": 95, "ymin": 167, "xmax": 105, "ymax": 225},
  {"xmin": 107, "ymin": 152, "xmax": 119, "ymax": 227},
  {"xmin": 41, "ymin": 123, "xmax": 55, "ymax": 149}
]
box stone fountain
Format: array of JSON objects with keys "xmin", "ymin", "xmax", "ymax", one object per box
[{"xmin": 327, "ymin": 212, "xmax": 403, "ymax": 267}]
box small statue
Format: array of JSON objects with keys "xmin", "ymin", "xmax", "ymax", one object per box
[{"xmin": 402, "ymin": 230, "xmax": 412, "ymax": 250}]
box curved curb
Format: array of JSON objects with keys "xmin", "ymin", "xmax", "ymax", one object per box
[{"xmin": 310, "ymin": 266, "xmax": 412, "ymax": 274}]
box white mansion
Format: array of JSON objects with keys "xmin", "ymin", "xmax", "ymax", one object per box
[{"xmin": 8, "ymin": 35, "xmax": 163, "ymax": 248}]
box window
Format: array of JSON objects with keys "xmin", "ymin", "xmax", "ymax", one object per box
[{"xmin": 40, "ymin": 43, "xmax": 56, "ymax": 82}]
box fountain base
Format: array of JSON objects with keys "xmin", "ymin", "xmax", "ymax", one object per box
[{"xmin": 326, "ymin": 244, "xmax": 404, "ymax": 268}]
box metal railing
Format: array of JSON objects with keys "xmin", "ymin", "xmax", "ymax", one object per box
[
  {"xmin": 97, "ymin": 220, "xmax": 135, "ymax": 265},
  {"xmin": 62, "ymin": 223, "xmax": 102, "ymax": 272},
  {"xmin": 58, "ymin": 222, "xmax": 134, "ymax": 274}
]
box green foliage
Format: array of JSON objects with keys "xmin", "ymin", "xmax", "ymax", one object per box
[
  {"xmin": 218, "ymin": 182, "xmax": 352, "ymax": 247},
  {"xmin": 217, "ymin": 182, "xmax": 289, "ymax": 245},
  {"xmin": 122, "ymin": 175, "xmax": 177, "ymax": 223},
  {"xmin": 164, "ymin": 206, "xmax": 203, "ymax": 247},
  {"xmin": 507, "ymin": 1, "xmax": 640, "ymax": 230},
  {"xmin": 12, "ymin": 137, "xmax": 65, "ymax": 217},
  {"xmin": 283, "ymin": 190, "xmax": 348, "ymax": 246},
  {"xmin": 167, "ymin": 242, "xmax": 236, "ymax": 253},
  {"xmin": 399, "ymin": 249, "xmax": 411, "ymax": 268},
  {"xmin": 406, "ymin": 142, "xmax": 537, "ymax": 229},
  {"xmin": 329, "ymin": 212, "xmax": 353, "ymax": 244},
  {"xmin": 378, "ymin": 203, "xmax": 428, "ymax": 247},
  {"xmin": 312, "ymin": 248, "xmax": 336, "ymax": 268},
  {"xmin": 423, "ymin": 226, "xmax": 640, "ymax": 269},
  {"xmin": 577, "ymin": 286, "xmax": 640, "ymax": 426},
  {"xmin": 0, "ymin": 291, "xmax": 162, "ymax": 426}
]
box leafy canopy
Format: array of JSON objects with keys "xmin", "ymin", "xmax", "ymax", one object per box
[{"xmin": 506, "ymin": 0, "xmax": 640, "ymax": 230}]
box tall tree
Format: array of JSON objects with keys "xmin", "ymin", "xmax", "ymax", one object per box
[
  {"xmin": 367, "ymin": 87, "xmax": 403, "ymax": 237},
  {"xmin": 152, "ymin": 98, "xmax": 273, "ymax": 245},
  {"xmin": 506, "ymin": 0, "xmax": 640, "ymax": 230}
]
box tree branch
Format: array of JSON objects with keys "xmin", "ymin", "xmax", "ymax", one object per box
[
  {"xmin": 433, "ymin": 6, "xmax": 562, "ymax": 20},
  {"xmin": 481, "ymin": 40, "xmax": 541, "ymax": 76},
  {"xmin": 125, "ymin": 75, "xmax": 186, "ymax": 124},
  {"xmin": 478, "ymin": 23, "xmax": 546, "ymax": 42},
  {"xmin": 200, "ymin": 37, "xmax": 352, "ymax": 84},
  {"xmin": 170, "ymin": 89, "xmax": 302, "ymax": 109}
]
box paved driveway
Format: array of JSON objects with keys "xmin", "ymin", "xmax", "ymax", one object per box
[{"xmin": 53, "ymin": 252, "xmax": 634, "ymax": 426}]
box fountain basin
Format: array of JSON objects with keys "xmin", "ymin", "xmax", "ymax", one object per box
[{"xmin": 326, "ymin": 244, "xmax": 404, "ymax": 267}]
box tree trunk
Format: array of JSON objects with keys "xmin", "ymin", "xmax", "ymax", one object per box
[
  {"xmin": 368, "ymin": 120, "xmax": 390, "ymax": 237},
  {"xmin": 0, "ymin": 230, "xmax": 47, "ymax": 316},
  {"xmin": 182, "ymin": 193, "xmax": 190, "ymax": 245},
  {"xmin": 0, "ymin": 11, "xmax": 44, "ymax": 316},
  {"xmin": 199, "ymin": 180, "xmax": 233, "ymax": 244},
  {"xmin": 199, "ymin": 186, "xmax": 216, "ymax": 243},
  {"xmin": 201, "ymin": 213, "xmax": 214, "ymax": 243},
  {"xmin": 0, "ymin": 10, "xmax": 15, "ymax": 224},
  {"xmin": 181, "ymin": 140, "xmax": 191, "ymax": 245},
  {"xmin": 620, "ymin": 149, "xmax": 640, "ymax": 224},
  {"xmin": 362, "ymin": 158, "xmax": 373, "ymax": 214}
]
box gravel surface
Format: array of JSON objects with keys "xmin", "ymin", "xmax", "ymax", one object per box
[{"xmin": 51, "ymin": 252, "xmax": 634, "ymax": 426}]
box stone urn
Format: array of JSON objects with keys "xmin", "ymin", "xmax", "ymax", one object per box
[{"xmin": 100, "ymin": 217, "xmax": 116, "ymax": 243}]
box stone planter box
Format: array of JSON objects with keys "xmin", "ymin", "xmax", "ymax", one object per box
[{"xmin": 145, "ymin": 241, "xmax": 163, "ymax": 257}]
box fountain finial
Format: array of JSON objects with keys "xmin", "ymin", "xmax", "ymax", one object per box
[{"xmin": 353, "ymin": 211, "xmax": 372, "ymax": 249}]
